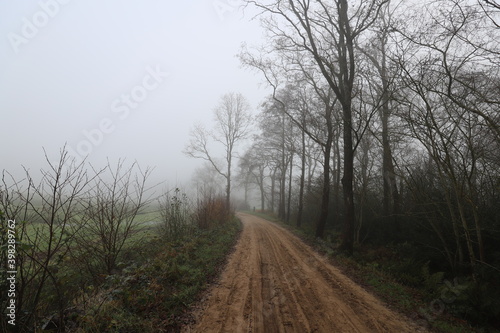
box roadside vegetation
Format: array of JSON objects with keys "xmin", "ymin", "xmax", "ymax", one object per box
[
  {"xmin": 70, "ymin": 204, "xmax": 240, "ymax": 333},
  {"xmin": 0, "ymin": 147, "xmax": 240, "ymax": 332}
]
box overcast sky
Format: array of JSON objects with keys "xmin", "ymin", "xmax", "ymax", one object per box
[{"xmin": 0, "ymin": 0, "xmax": 269, "ymax": 186}]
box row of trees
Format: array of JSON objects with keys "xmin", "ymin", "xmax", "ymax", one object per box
[{"xmin": 233, "ymin": 0, "xmax": 499, "ymax": 281}]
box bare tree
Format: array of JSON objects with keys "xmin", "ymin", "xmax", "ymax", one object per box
[
  {"xmin": 158, "ymin": 188, "xmax": 193, "ymax": 240},
  {"xmin": 1, "ymin": 146, "xmax": 91, "ymax": 331},
  {"xmin": 192, "ymin": 162, "xmax": 226, "ymax": 199},
  {"xmin": 239, "ymin": 140, "xmax": 272, "ymax": 211},
  {"xmin": 356, "ymin": 0, "xmax": 402, "ymax": 225},
  {"xmin": 72, "ymin": 160, "xmax": 152, "ymax": 276},
  {"xmin": 184, "ymin": 92, "xmax": 252, "ymax": 209}
]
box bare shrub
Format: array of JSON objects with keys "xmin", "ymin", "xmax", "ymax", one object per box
[
  {"xmin": 1, "ymin": 147, "xmax": 91, "ymax": 332},
  {"xmin": 71, "ymin": 160, "xmax": 152, "ymax": 278},
  {"xmin": 157, "ymin": 188, "xmax": 194, "ymax": 240},
  {"xmin": 194, "ymin": 194, "xmax": 233, "ymax": 229}
]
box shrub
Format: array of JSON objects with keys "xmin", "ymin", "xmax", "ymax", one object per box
[
  {"xmin": 194, "ymin": 194, "xmax": 232, "ymax": 229},
  {"xmin": 158, "ymin": 188, "xmax": 194, "ymax": 240}
]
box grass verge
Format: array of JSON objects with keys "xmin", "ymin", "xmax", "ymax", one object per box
[{"xmin": 69, "ymin": 216, "xmax": 242, "ymax": 333}]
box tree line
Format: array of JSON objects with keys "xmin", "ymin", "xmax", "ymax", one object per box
[{"xmin": 234, "ymin": 0, "xmax": 499, "ymax": 270}]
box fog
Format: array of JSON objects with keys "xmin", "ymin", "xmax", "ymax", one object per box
[{"xmin": 0, "ymin": 1, "xmax": 269, "ymax": 186}]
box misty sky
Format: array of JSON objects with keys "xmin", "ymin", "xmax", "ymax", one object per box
[{"xmin": 0, "ymin": 1, "xmax": 269, "ymax": 185}]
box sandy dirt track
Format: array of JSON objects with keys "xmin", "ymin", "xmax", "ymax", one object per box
[{"xmin": 188, "ymin": 213, "xmax": 426, "ymax": 333}]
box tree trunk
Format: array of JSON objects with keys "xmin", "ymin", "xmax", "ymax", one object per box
[
  {"xmin": 333, "ymin": 129, "xmax": 342, "ymax": 227},
  {"xmin": 244, "ymin": 173, "xmax": 249, "ymax": 207},
  {"xmin": 338, "ymin": 0, "xmax": 355, "ymax": 255},
  {"xmin": 339, "ymin": 102, "xmax": 355, "ymax": 254},
  {"xmin": 315, "ymin": 135, "xmax": 332, "ymax": 238},
  {"xmin": 259, "ymin": 167, "xmax": 265, "ymax": 211},
  {"xmin": 270, "ymin": 169, "xmax": 276, "ymax": 213},
  {"xmin": 287, "ymin": 151, "xmax": 294, "ymax": 224},
  {"xmin": 226, "ymin": 163, "xmax": 231, "ymax": 209},
  {"xmin": 297, "ymin": 125, "xmax": 306, "ymax": 228},
  {"xmin": 279, "ymin": 168, "xmax": 286, "ymax": 220},
  {"xmin": 379, "ymin": 39, "xmax": 400, "ymax": 232},
  {"xmin": 279, "ymin": 114, "xmax": 287, "ymax": 220}
]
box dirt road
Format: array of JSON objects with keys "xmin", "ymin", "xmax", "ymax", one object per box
[{"xmin": 189, "ymin": 213, "xmax": 425, "ymax": 333}]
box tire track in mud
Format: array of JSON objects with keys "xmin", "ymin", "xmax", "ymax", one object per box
[{"xmin": 186, "ymin": 213, "xmax": 427, "ymax": 333}]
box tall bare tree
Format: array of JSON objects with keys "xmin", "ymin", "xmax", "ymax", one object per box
[
  {"xmin": 357, "ymin": 1, "xmax": 402, "ymax": 224},
  {"xmin": 185, "ymin": 93, "xmax": 252, "ymax": 208}
]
